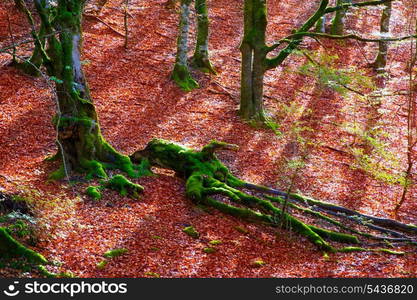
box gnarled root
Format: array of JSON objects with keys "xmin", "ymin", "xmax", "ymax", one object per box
[{"xmin": 131, "ymin": 139, "xmax": 415, "ymax": 253}]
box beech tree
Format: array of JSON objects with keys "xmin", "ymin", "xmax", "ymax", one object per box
[
  {"xmin": 171, "ymin": 0, "xmax": 215, "ymax": 91},
  {"xmin": 238, "ymin": 0, "xmax": 396, "ymax": 123},
  {"xmin": 23, "ymin": 0, "xmax": 147, "ymax": 194},
  {"xmin": 330, "ymin": 0, "xmax": 351, "ymax": 35},
  {"xmin": 372, "ymin": 1, "xmax": 392, "ymax": 71}
]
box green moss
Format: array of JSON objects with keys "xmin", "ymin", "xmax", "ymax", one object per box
[
  {"xmin": 7, "ymin": 220, "xmax": 32, "ymax": 238},
  {"xmin": 0, "ymin": 227, "xmax": 47, "ymax": 264},
  {"xmin": 252, "ymin": 259, "xmax": 266, "ymax": 267},
  {"xmin": 171, "ymin": 63, "xmax": 199, "ymax": 92},
  {"xmin": 131, "ymin": 138, "xmax": 414, "ymax": 253},
  {"xmin": 85, "ymin": 186, "xmax": 102, "ymax": 200},
  {"xmin": 209, "ymin": 240, "xmax": 222, "ymax": 245},
  {"xmin": 48, "ymin": 165, "xmax": 66, "ymax": 181},
  {"xmin": 183, "ymin": 226, "xmax": 199, "ymax": 238},
  {"xmin": 81, "ymin": 160, "xmax": 107, "ymax": 180},
  {"xmin": 96, "ymin": 260, "xmax": 107, "ymax": 269},
  {"xmin": 309, "ymin": 225, "xmax": 360, "ymax": 244},
  {"xmin": 103, "ymin": 175, "xmax": 143, "ymax": 199},
  {"xmin": 55, "ymin": 116, "xmax": 95, "ymax": 129},
  {"xmin": 144, "ymin": 271, "xmax": 160, "ymax": 278},
  {"xmin": 203, "ymin": 247, "xmax": 216, "ymax": 254},
  {"xmin": 37, "ymin": 265, "xmax": 73, "ymax": 278},
  {"xmin": 103, "ymin": 248, "xmax": 128, "ymax": 258}
]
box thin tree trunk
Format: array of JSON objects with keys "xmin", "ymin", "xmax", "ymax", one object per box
[
  {"xmin": 330, "ymin": 0, "xmax": 351, "ymax": 35},
  {"xmin": 372, "ymin": 1, "xmax": 392, "ymax": 71},
  {"xmin": 171, "ymin": 0, "xmax": 198, "ymax": 91},
  {"xmin": 395, "ymin": 19, "xmax": 417, "ymax": 214},
  {"xmin": 238, "ymin": 0, "xmax": 267, "ymax": 123},
  {"xmin": 192, "ymin": 0, "xmax": 216, "ymax": 74},
  {"xmin": 315, "ymin": 14, "xmax": 326, "ymax": 33}
]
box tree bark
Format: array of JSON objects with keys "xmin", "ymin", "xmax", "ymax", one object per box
[
  {"xmin": 330, "ymin": 0, "xmax": 351, "ymax": 35},
  {"xmin": 238, "ymin": 0, "xmax": 267, "ymax": 123},
  {"xmin": 372, "ymin": 1, "xmax": 392, "ymax": 71},
  {"xmin": 315, "ymin": 14, "xmax": 327, "ymax": 33},
  {"xmin": 34, "ymin": 0, "xmax": 142, "ymax": 180},
  {"xmin": 192, "ymin": 0, "xmax": 216, "ymax": 74},
  {"xmin": 171, "ymin": 0, "xmax": 199, "ymax": 91},
  {"xmin": 239, "ymin": 0, "xmax": 329, "ymax": 123}
]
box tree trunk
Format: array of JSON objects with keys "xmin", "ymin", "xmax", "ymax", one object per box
[
  {"xmin": 171, "ymin": 0, "xmax": 199, "ymax": 91},
  {"xmin": 315, "ymin": 14, "xmax": 327, "ymax": 33},
  {"xmin": 34, "ymin": 0, "xmax": 141, "ymax": 180},
  {"xmin": 192, "ymin": 0, "xmax": 216, "ymax": 74},
  {"xmin": 238, "ymin": 0, "xmax": 267, "ymax": 123},
  {"xmin": 239, "ymin": 0, "xmax": 329, "ymax": 123},
  {"xmin": 372, "ymin": 1, "xmax": 392, "ymax": 71},
  {"xmin": 330, "ymin": 0, "xmax": 351, "ymax": 35}
]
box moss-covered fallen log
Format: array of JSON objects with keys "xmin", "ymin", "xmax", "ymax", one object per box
[{"xmin": 130, "ymin": 139, "xmax": 416, "ymax": 253}]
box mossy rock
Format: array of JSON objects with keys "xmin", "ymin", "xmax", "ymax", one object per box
[
  {"xmin": 85, "ymin": 186, "xmax": 102, "ymax": 200},
  {"xmin": 251, "ymin": 259, "xmax": 266, "ymax": 267},
  {"xmin": 208, "ymin": 240, "xmax": 222, "ymax": 245},
  {"xmin": 203, "ymin": 247, "xmax": 216, "ymax": 254},
  {"xmin": 37, "ymin": 265, "xmax": 75, "ymax": 278},
  {"xmin": 144, "ymin": 271, "xmax": 160, "ymax": 278},
  {"xmin": 96, "ymin": 260, "xmax": 107, "ymax": 270},
  {"xmin": 103, "ymin": 248, "xmax": 128, "ymax": 258},
  {"xmin": 183, "ymin": 226, "xmax": 199, "ymax": 239}
]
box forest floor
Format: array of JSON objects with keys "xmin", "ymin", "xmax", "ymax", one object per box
[{"xmin": 0, "ymin": 0, "xmax": 416, "ymax": 277}]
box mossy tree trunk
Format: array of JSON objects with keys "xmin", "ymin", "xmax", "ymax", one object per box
[
  {"xmin": 330, "ymin": 0, "xmax": 351, "ymax": 35},
  {"xmin": 172, "ymin": 0, "xmax": 216, "ymax": 91},
  {"xmin": 372, "ymin": 1, "xmax": 392, "ymax": 71},
  {"xmin": 171, "ymin": 0, "xmax": 199, "ymax": 91},
  {"xmin": 131, "ymin": 139, "xmax": 416, "ymax": 253},
  {"xmin": 33, "ymin": 0, "xmax": 142, "ymax": 181},
  {"xmin": 192, "ymin": 0, "xmax": 216, "ymax": 74}
]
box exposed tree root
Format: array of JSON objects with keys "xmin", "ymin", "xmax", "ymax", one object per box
[
  {"xmin": 131, "ymin": 139, "xmax": 417, "ymax": 254},
  {"xmin": 0, "ymin": 227, "xmax": 47, "ymax": 265},
  {"xmin": 243, "ymin": 182, "xmax": 417, "ymax": 234}
]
